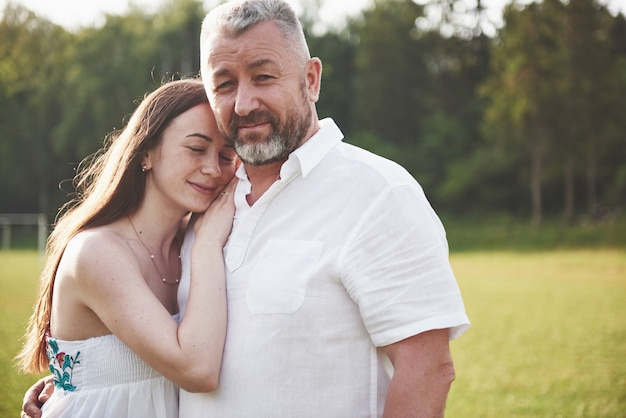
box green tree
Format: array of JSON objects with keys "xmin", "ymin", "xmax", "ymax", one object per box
[
  {"xmin": 480, "ymin": 0, "xmax": 565, "ymax": 227},
  {"xmin": 562, "ymin": 0, "xmax": 624, "ymax": 219},
  {"xmin": 349, "ymin": 0, "xmax": 492, "ymax": 209},
  {"xmin": 351, "ymin": 0, "xmax": 426, "ymax": 151},
  {"xmin": 307, "ymin": 30, "xmax": 357, "ymax": 135},
  {"xmin": 0, "ymin": 4, "xmax": 71, "ymax": 215},
  {"xmin": 418, "ymin": 30, "xmax": 491, "ymax": 208},
  {"xmin": 0, "ymin": 0, "xmax": 208, "ymax": 218},
  {"xmin": 153, "ymin": 0, "xmax": 205, "ymax": 76},
  {"xmin": 52, "ymin": 0, "xmax": 206, "ymax": 163},
  {"xmin": 603, "ymin": 13, "xmax": 626, "ymax": 211}
]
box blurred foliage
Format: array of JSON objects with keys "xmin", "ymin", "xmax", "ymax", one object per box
[
  {"xmin": 443, "ymin": 213, "xmax": 626, "ymax": 252},
  {"xmin": 1, "ymin": 0, "xmax": 625, "ymax": 230}
]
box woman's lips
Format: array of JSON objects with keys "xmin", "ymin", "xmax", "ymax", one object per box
[{"xmin": 189, "ymin": 182, "xmax": 217, "ymax": 196}]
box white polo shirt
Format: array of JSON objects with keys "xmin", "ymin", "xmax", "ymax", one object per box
[{"xmin": 178, "ymin": 118, "xmax": 469, "ymax": 417}]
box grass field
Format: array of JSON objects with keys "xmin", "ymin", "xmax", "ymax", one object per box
[
  {"xmin": 2, "ymin": 249, "xmax": 625, "ymax": 417},
  {"xmin": 447, "ymin": 250, "xmax": 626, "ymax": 417},
  {"xmin": 1, "ymin": 251, "xmax": 46, "ymax": 417}
]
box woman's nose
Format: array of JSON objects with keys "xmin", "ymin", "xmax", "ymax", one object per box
[{"xmin": 201, "ymin": 156, "xmax": 221, "ymax": 177}]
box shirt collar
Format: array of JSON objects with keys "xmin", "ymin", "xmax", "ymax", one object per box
[
  {"xmin": 235, "ymin": 118, "xmax": 344, "ymax": 181},
  {"xmin": 291, "ymin": 118, "xmax": 343, "ymax": 178}
]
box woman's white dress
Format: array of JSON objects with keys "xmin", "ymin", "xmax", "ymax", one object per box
[{"xmin": 41, "ymin": 332, "xmax": 178, "ymax": 418}]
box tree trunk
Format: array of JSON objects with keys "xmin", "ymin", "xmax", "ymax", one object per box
[
  {"xmin": 582, "ymin": 102, "xmax": 597, "ymax": 217},
  {"xmin": 530, "ymin": 146, "xmax": 543, "ymax": 228},
  {"xmin": 564, "ymin": 154, "xmax": 575, "ymax": 224},
  {"xmin": 586, "ymin": 152, "xmax": 597, "ymax": 217}
]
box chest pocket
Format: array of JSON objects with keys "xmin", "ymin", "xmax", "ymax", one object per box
[{"xmin": 246, "ymin": 239, "xmax": 323, "ymax": 314}]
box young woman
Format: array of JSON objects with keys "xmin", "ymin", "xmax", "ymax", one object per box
[{"xmin": 16, "ymin": 78, "xmax": 238, "ymax": 417}]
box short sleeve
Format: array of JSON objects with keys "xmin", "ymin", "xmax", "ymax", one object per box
[{"xmin": 339, "ymin": 183, "xmax": 470, "ymax": 347}]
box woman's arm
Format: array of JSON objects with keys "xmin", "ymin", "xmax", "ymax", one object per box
[{"xmin": 69, "ymin": 181, "xmax": 235, "ymax": 392}]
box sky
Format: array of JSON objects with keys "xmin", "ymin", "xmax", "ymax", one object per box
[
  {"xmin": 3, "ymin": 0, "xmax": 626, "ymax": 37},
  {"xmin": 4, "ymin": 0, "xmax": 376, "ymax": 31}
]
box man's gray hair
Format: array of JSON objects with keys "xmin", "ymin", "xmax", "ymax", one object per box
[{"xmin": 200, "ymin": 0, "xmax": 311, "ymax": 68}]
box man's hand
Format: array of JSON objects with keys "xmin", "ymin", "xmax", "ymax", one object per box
[{"xmin": 21, "ymin": 376, "xmax": 54, "ymax": 418}]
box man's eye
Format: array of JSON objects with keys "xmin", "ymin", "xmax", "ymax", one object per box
[{"xmin": 216, "ymin": 81, "xmax": 234, "ymax": 91}]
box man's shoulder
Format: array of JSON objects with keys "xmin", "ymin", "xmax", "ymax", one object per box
[{"xmin": 331, "ymin": 141, "xmax": 415, "ymax": 186}]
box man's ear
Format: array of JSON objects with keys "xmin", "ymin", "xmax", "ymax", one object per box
[{"xmin": 306, "ymin": 57, "xmax": 322, "ymax": 103}]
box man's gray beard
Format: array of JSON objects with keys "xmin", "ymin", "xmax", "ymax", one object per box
[
  {"xmin": 233, "ymin": 133, "xmax": 292, "ymax": 166},
  {"xmin": 227, "ymin": 85, "xmax": 313, "ymax": 166}
]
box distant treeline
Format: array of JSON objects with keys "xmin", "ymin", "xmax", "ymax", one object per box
[{"xmin": 1, "ymin": 0, "xmax": 625, "ymax": 227}]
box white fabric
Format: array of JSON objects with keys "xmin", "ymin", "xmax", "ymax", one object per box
[
  {"xmin": 178, "ymin": 118, "xmax": 470, "ymax": 417},
  {"xmin": 41, "ymin": 333, "xmax": 178, "ymax": 418}
]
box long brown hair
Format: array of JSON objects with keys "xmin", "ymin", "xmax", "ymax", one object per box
[{"xmin": 16, "ymin": 78, "xmax": 210, "ymax": 373}]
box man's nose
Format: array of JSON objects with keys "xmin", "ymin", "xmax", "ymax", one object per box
[{"xmin": 234, "ymin": 82, "xmax": 260, "ymax": 116}]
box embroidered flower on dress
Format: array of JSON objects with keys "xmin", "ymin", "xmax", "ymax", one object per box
[{"xmin": 45, "ymin": 333, "xmax": 81, "ymax": 392}]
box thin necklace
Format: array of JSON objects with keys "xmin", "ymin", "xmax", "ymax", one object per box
[{"xmin": 128, "ymin": 216, "xmax": 180, "ymax": 286}]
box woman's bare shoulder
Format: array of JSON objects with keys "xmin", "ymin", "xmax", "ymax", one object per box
[{"xmin": 61, "ymin": 224, "xmax": 136, "ymax": 283}]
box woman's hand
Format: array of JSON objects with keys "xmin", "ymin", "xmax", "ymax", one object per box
[{"xmin": 193, "ymin": 177, "xmax": 237, "ymax": 247}]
